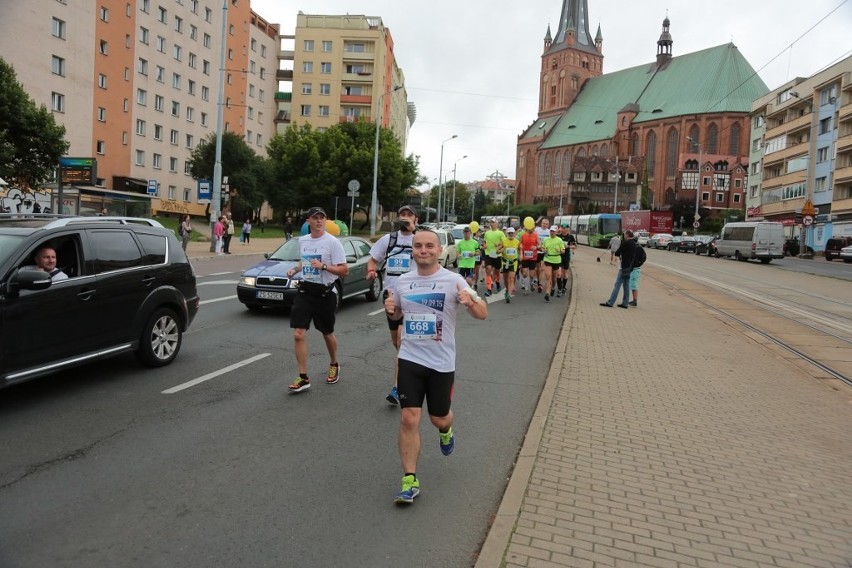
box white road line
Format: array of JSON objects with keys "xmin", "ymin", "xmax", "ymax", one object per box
[
  {"xmin": 197, "ymin": 279, "xmax": 240, "ymax": 286},
  {"xmin": 162, "ymin": 353, "xmax": 271, "ymax": 394},
  {"xmin": 205, "ymin": 271, "xmax": 234, "ymax": 276},
  {"xmin": 368, "ymin": 308, "xmax": 386, "ymax": 316},
  {"xmin": 200, "ymin": 295, "xmax": 238, "ymax": 305}
]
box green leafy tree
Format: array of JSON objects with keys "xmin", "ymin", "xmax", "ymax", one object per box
[
  {"xmin": 0, "ymin": 58, "xmax": 69, "ymax": 188},
  {"xmin": 188, "ymin": 131, "xmax": 262, "ymax": 213}
]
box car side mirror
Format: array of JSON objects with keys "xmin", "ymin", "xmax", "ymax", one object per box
[
  {"xmin": 264, "ymin": 252, "xmax": 270, "ymax": 259},
  {"xmin": 5, "ymin": 268, "xmax": 52, "ymax": 298},
  {"xmin": 346, "ymin": 255, "xmax": 357, "ymax": 264}
]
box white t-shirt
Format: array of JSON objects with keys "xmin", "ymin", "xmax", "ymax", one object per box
[
  {"xmin": 608, "ymin": 236, "xmax": 621, "ymax": 252},
  {"xmin": 391, "ymin": 267, "xmax": 468, "ymax": 373},
  {"xmin": 298, "ymin": 231, "xmax": 346, "ymax": 286},
  {"xmin": 369, "ymin": 231, "xmax": 414, "ymax": 290},
  {"xmin": 534, "ymin": 227, "xmax": 550, "ymax": 245}
]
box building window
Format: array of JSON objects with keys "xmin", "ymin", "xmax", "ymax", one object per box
[
  {"xmin": 172, "ymin": 73, "xmax": 181, "ymax": 89},
  {"xmin": 52, "ymin": 17, "xmax": 66, "ymax": 38},
  {"xmin": 728, "ymin": 123, "xmax": 741, "ymax": 155},
  {"xmin": 154, "ymin": 66, "xmax": 164, "ymax": 82},
  {"xmin": 156, "ymin": 35, "xmax": 165, "ymax": 52},
  {"xmin": 320, "ymin": 83, "xmax": 331, "ymax": 95},
  {"xmin": 50, "ymin": 92, "xmax": 65, "ymax": 112},
  {"xmin": 258, "ymin": 89, "xmax": 264, "ymax": 102},
  {"xmin": 303, "ymin": 39, "xmax": 314, "ymax": 51},
  {"xmin": 184, "ymin": 161, "xmax": 191, "ymax": 175},
  {"xmin": 322, "ymin": 40, "xmax": 333, "ymax": 52},
  {"xmin": 98, "ymin": 74, "xmax": 107, "ymax": 88},
  {"xmin": 733, "ymin": 194, "xmax": 741, "ymax": 203},
  {"xmin": 320, "ymin": 62, "xmax": 331, "ymax": 74},
  {"xmin": 96, "ymin": 140, "xmax": 106, "ymax": 154},
  {"xmin": 204, "ymin": 7, "xmax": 211, "ymax": 22},
  {"xmin": 99, "ymin": 6, "xmax": 109, "ymax": 21},
  {"xmin": 169, "ymin": 129, "xmax": 178, "ymax": 144},
  {"xmin": 171, "ymin": 101, "xmax": 180, "ymax": 116},
  {"xmin": 715, "ymin": 193, "xmax": 724, "ymax": 203},
  {"xmin": 201, "ymin": 112, "xmax": 207, "ymax": 126},
  {"xmin": 247, "ymin": 107, "xmax": 254, "ymax": 119},
  {"xmin": 99, "ymin": 40, "xmax": 108, "ymax": 55},
  {"xmin": 250, "ymin": 60, "xmax": 256, "ymax": 74},
  {"xmin": 157, "ymin": 5, "xmax": 167, "ymax": 23},
  {"xmin": 819, "ymin": 117, "xmax": 832, "ymax": 135},
  {"xmin": 97, "ymin": 107, "xmax": 106, "ymax": 121},
  {"xmin": 174, "ymin": 15, "xmax": 183, "ymax": 33},
  {"xmin": 259, "ymin": 68, "xmax": 265, "ymax": 80},
  {"xmin": 202, "ymin": 60, "xmax": 210, "ymax": 75},
  {"xmin": 185, "ymin": 134, "xmax": 194, "ymax": 148},
  {"xmin": 256, "ymin": 133, "xmax": 262, "ymax": 146},
  {"xmin": 250, "ymin": 38, "xmax": 257, "ymax": 52},
  {"xmin": 300, "ymin": 105, "xmax": 311, "ymax": 117},
  {"xmin": 257, "ymin": 112, "xmax": 263, "ymax": 125},
  {"xmin": 137, "ymin": 58, "xmax": 148, "ymax": 75},
  {"xmin": 173, "ymin": 44, "xmax": 182, "ymax": 61},
  {"xmin": 154, "ymin": 124, "xmax": 162, "ymax": 140},
  {"xmin": 707, "ymin": 123, "xmax": 718, "ymax": 154},
  {"xmin": 319, "ymin": 105, "xmax": 329, "ymax": 117},
  {"xmin": 245, "ymin": 130, "xmax": 252, "ymax": 143},
  {"xmin": 169, "ymin": 157, "xmax": 178, "ymax": 172},
  {"xmin": 136, "ymin": 89, "xmax": 147, "ymax": 105},
  {"xmin": 302, "ymin": 62, "xmax": 313, "ymax": 73},
  {"xmin": 750, "ymin": 185, "xmax": 758, "ymax": 198},
  {"xmin": 817, "ymin": 146, "xmax": 829, "ymax": 162},
  {"xmin": 190, "ymin": 24, "xmax": 197, "ymax": 40},
  {"xmin": 203, "ymin": 33, "xmax": 211, "ymax": 47},
  {"xmin": 301, "ymin": 83, "xmax": 312, "ymax": 95},
  {"xmin": 815, "ymin": 177, "xmax": 827, "ymax": 192},
  {"xmin": 261, "ymin": 45, "xmax": 266, "ymax": 57},
  {"xmin": 136, "ymin": 119, "xmax": 146, "ymax": 136},
  {"xmin": 139, "ymin": 0, "xmax": 149, "ymax": 12},
  {"xmin": 154, "ymin": 94, "xmax": 164, "ymax": 111},
  {"xmin": 166, "ymin": 185, "xmax": 175, "ymax": 200},
  {"xmin": 201, "ymin": 86, "xmax": 209, "ymax": 100},
  {"xmin": 187, "ymin": 79, "xmax": 195, "ymax": 95},
  {"xmin": 734, "ymin": 179, "xmax": 742, "ymax": 189},
  {"xmin": 123, "ymin": 98, "xmax": 128, "ymax": 111},
  {"xmin": 227, "ymin": 48, "xmax": 233, "ymax": 60},
  {"xmin": 248, "ymin": 84, "xmax": 255, "ymax": 98},
  {"xmin": 665, "ymin": 128, "xmax": 679, "ymax": 178},
  {"xmin": 186, "ymin": 107, "xmax": 193, "ymax": 122},
  {"xmin": 820, "ymin": 85, "xmax": 837, "ymax": 106},
  {"xmin": 183, "ymin": 188, "xmax": 191, "ymax": 201},
  {"xmin": 152, "ymin": 153, "xmax": 162, "ymax": 169},
  {"xmin": 135, "ymin": 150, "xmax": 145, "ymax": 165},
  {"xmin": 51, "ymin": 56, "xmax": 65, "ymax": 76},
  {"xmin": 345, "ymin": 42, "xmax": 365, "ymax": 53},
  {"xmin": 188, "ymin": 53, "xmax": 197, "ymax": 68}
]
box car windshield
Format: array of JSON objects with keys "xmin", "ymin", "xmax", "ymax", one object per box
[
  {"xmin": 268, "ymin": 239, "xmax": 301, "ymax": 261},
  {"xmin": 437, "ymin": 232, "xmax": 447, "ymax": 245},
  {"xmin": 0, "ymin": 235, "xmax": 25, "ymax": 265}
]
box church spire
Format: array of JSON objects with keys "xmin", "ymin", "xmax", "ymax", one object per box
[
  {"xmin": 656, "ymin": 15, "xmax": 673, "ymax": 65},
  {"xmin": 544, "ymin": 24, "xmax": 552, "ymax": 49},
  {"xmin": 594, "ymin": 23, "xmax": 603, "ymax": 53},
  {"xmin": 553, "ymin": 0, "xmax": 594, "ymax": 50}
]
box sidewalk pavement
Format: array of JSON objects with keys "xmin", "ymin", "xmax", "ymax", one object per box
[
  {"xmin": 476, "ymin": 252, "xmax": 852, "ymax": 567},
  {"xmin": 184, "ymin": 236, "xmax": 285, "ymax": 261}
]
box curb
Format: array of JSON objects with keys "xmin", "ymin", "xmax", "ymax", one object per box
[{"xmin": 474, "ymin": 271, "xmax": 577, "ymax": 568}]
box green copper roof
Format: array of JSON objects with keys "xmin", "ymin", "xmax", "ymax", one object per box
[{"xmin": 537, "ymin": 43, "xmax": 768, "ymax": 149}]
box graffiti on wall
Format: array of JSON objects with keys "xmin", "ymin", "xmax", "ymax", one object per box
[{"xmin": 0, "ymin": 187, "xmax": 52, "ymax": 214}]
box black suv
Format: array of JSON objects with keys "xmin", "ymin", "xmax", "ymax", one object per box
[{"xmin": 0, "ymin": 215, "xmax": 199, "ymax": 387}]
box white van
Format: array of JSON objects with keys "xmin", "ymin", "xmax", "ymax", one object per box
[{"xmin": 715, "ymin": 221, "xmax": 784, "ymax": 263}]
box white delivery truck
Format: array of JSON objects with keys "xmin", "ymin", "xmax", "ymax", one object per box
[{"xmin": 715, "ymin": 221, "xmax": 785, "ymax": 263}]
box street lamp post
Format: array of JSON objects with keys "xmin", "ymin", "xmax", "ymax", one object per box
[
  {"xmin": 437, "ymin": 135, "xmax": 457, "ymax": 223},
  {"xmin": 687, "ymin": 136, "xmax": 702, "ymax": 235},
  {"xmin": 371, "ymin": 85, "xmax": 403, "ymax": 237},
  {"xmin": 210, "ymin": 0, "xmax": 229, "ymax": 251},
  {"xmin": 451, "ymin": 155, "xmax": 467, "ymax": 220},
  {"xmin": 611, "ymin": 156, "xmax": 620, "ymax": 214}
]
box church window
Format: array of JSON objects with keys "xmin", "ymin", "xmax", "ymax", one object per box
[
  {"xmin": 631, "ymin": 132, "xmax": 639, "ymax": 155},
  {"xmin": 577, "ymin": 147, "xmax": 586, "ymax": 158},
  {"xmin": 544, "ymin": 153, "xmax": 553, "ymax": 185},
  {"xmin": 537, "ymin": 153, "xmax": 545, "ymax": 185},
  {"xmin": 666, "ymin": 128, "xmax": 679, "ymax": 178},
  {"xmin": 591, "ymin": 145, "xmax": 598, "ymax": 157},
  {"xmin": 599, "ymin": 143, "xmax": 608, "ymax": 158},
  {"xmin": 707, "ymin": 123, "xmax": 718, "ymax": 154},
  {"xmin": 563, "ymin": 151, "xmax": 572, "ymax": 179},
  {"xmin": 728, "ymin": 123, "xmax": 741, "ymax": 155},
  {"xmin": 688, "ymin": 124, "xmax": 699, "ymax": 150},
  {"xmin": 646, "ymin": 131, "xmax": 657, "ymax": 179}
]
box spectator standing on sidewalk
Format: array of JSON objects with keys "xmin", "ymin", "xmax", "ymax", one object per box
[
  {"xmin": 285, "ymin": 207, "xmax": 349, "ymax": 393},
  {"xmin": 283, "ymin": 217, "xmax": 294, "ymax": 241},
  {"xmin": 179, "ymin": 214, "xmax": 192, "ymax": 251},
  {"xmin": 241, "ymin": 217, "xmax": 252, "ymax": 245},
  {"xmin": 600, "ymin": 229, "xmax": 638, "ymax": 309},
  {"xmin": 222, "ymin": 213, "xmax": 235, "ymax": 254},
  {"xmin": 383, "ymin": 229, "xmax": 487, "ymax": 505},
  {"xmin": 607, "ymin": 232, "xmax": 622, "ymax": 265},
  {"xmin": 213, "ymin": 215, "xmax": 225, "ymax": 255}
]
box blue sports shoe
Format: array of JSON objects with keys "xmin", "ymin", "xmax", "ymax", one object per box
[
  {"xmin": 439, "ymin": 427, "xmax": 455, "ymax": 456},
  {"xmin": 386, "ymin": 385, "xmax": 399, "ymax": 405},
  {"xmin": 395, "ymin": 474, "xmax": 420, "ymax": 505}
]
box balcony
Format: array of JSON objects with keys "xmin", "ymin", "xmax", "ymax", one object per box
[
  {"xmin": 340, "ymin": 94, "xmax": 372, "ymax": 105},
  {"xmin": 342, "ymin": 72, "xmax": 373, "ymax": 83},
  {"xmin": 837, "ymin": 133, "xmax": 852, "ymax": 152},
  {"xmin": 839, "ymin": 102, "xmax": 852, "ymax": 122},
  {"xmin": 764, "ymin": 113, "xmax": 812, "ymax": 139},
  {"xmin": 762, "ymin": 144, "xmax": 808, "ymax": 166},
  {"xmin": 762, "ymin": 170, "xmax": 807, "ymax": 190},
  {"xmin": 341, "ymin": 50, "xmax": 375, "ymax": 61},
  {"xmin": 274, "ymin": 92, "xmax": 292, "ymax": 102},
  {"xmin": 278, "ymin": 49, "xmax": 294, "ymax": 61},
  {"xmin": 761, "ymin": 198, "xmax": 803, "ymax": 217},
  {"xmin": 338, "ymin": 116, "xmax": 372, "ymax": 124},
  {"xmin": 835, "ymin": 164, "xmax": 852, "ymax": 184},
  {"xmin": 276, "ymin": 69, "xmax": 293, "ymax": 81},
  {"xmin": 274, "ymin": 110, "xmax": 291, "ymax": 124}
]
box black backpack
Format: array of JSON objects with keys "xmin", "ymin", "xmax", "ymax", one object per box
[{"xmin": 634, "ymin": 244, "xmax": 647, "ymax": 268}]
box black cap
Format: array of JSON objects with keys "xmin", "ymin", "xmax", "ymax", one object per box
[
  {"xmin": 307, "ymin": 207, "xmax": 327, "ymax": 218},
  {"xmin": 398, "ymin": 205, "xmax": 418, "ymax": 216}
]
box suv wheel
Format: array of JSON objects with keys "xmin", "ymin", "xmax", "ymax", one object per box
[
  {"xmin": 365, "ymin": 275, "xmax": 381, "ymax": 301},
  {"xmin": 136, "ymin": 307, "xmax": 182, "ymax": 367}
]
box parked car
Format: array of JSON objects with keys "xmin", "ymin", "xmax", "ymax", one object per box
[
  {"xmin": 0, "ymin": 215, "xmax": 199, "ymax": 388},
  {"xmin": 824, "ymin": 236, "xmax": 852, "ymax": 261},
  {"xmin": 237, "ymin": 235, "xmax": 380, "ymax": 311},
  {"xmin": 694, "ymin": 236, "xmax": 718, "ymax": 256},
  {"xmin": 670, "ymin": 236, "xmax": 698, "ymax": 253},
  {"xmin": 433, "ymin": 229, "xmax": 459, "ymax": 268},
  {"xmin": 451, "ymin": 224, "xmax": 468, "ymax": 241},
  {"xmin": 635, "ymin": 230, "xmax": 651, "ymax": 247},
  {"xmin": 647, "ymin": 233, "xmax": 673, "ymax": 249},
  {"xmin": 715, "ymin": 221, "xmax": 784, "ymax": 263},
  {"xmin": 840, "ymin": 245, "xmax": 852, "ymax": 263}
]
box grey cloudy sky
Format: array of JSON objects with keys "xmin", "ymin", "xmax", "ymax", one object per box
[{"xmin": 251, "ymin": 0, "xmax": 851, "ymax": 187}]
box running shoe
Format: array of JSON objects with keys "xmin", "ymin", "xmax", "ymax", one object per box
[
  {"xmin": 395, "ymin": 474, "xmax": 420, "ymax": 504},
  {"xmin": 386, "ymin": 385, "xmax": 400, "ymax": 405},
  {"xmin": 544, "ymin": 294, "xmax": 550, "ymax": 302},
  {"xmin": 495, "ymin": 282, "xmax": 501, "ymax": 292},
  {"xmin": 629, "ymin": 300, "xmax": 638, "ymax": 307},
  {"xmin": 439, "ymin": 427, "xmax": 455, "ymax": 456},
  {"xmin": 504, "ymin": 290, "xmax": 510, "ymax": 304},
  {"xmin": 288, "ymin": 377, "xmax": 311, "ymax": 393},
  {"xmin": 484, "ymin": 289, "xmax": 492, "ymax": 297},
  {"xmin": 326, "ymin": 363, "xmax": 340, "ymax": 384},
  {"xmin": 537, "ymin": 285, "xmax": 543, "ymax": 294}
]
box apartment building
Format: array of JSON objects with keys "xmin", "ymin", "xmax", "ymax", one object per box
[
  {"xmin": 0, "ymin": 0, "xmax": 278, "ymax": 218},
  {"xmin": 277, "ymin": 13, "xmax": 413, "ymax": 153},
  {"xmin": 747, "ymin": 55, "xmax": 852, "ymax": 248}
]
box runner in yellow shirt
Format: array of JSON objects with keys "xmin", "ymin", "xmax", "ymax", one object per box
[
  {"xmin": 540, "ymin": 226, "xmax": 565, "ymax": 303},
  {"xmin": 500, "ymin": 227, "xmax": 520, "ymax": 303}
]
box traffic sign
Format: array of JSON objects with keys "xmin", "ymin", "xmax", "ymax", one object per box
[
  {"xmin": 802, "ymin": 215, "xmax": 814, "ymax": 227},
  {"xmin": 347, "ymin": 189, "xmax": 359, "ymax": 197},
  {"xmin": 347, "ymin": 179, "xmax": 360, "ymax": 192},
  {"xmin": 557, "ymin": 207, "xmax": 564, "ymax": 215},
  {"xmin": 692, "ymin": 221, "xmax": 700, "ymax": 229},
  {"xmin": 147, "ymin": 179, "xmax": 158, "ymax": 195}
]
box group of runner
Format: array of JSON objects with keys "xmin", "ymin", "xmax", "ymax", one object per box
[{"xmin": 457, "ymin": 216, "xmax": 576, "ymax": 304}]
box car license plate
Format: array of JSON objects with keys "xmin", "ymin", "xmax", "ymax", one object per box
[{"xmin": 257, "ymin": 291, "xmax": 284, "ymax": 300}]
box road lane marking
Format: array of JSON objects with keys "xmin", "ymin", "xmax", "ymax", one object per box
[
  {"xmin": 205, "ymin": 271, "xmax": 234, "ymax": 276},
  {"xmin": 200, "ymin": 295, "xmax": 238, "ymax": 305},
  {"xmin": 162, "ymin": 353, "xmax": 272, "ymax": 394},
  {"xmin": 198, "ymin": 279, "xmax": 240, "ymax": 286},
  {"xmin": 368, "ymin": 308, "xmax": 385, "ymax": 316}
]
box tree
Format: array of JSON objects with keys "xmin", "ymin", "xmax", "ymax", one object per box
[
  {"xmin": 187, "ymin": 131, "xmax": 262, "ymax": 214},
  {"xmin": 0, "ymin": 58, "xmax": 69, "ymax": 189}
]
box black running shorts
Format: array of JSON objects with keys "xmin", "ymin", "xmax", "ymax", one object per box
[
  {"xmin": 290, "ymin": 291, "xmax": 337, "ymax": 334},
  {"xmin": 397, "ymin": 358, "xmax": 454, "ymax": 417}
]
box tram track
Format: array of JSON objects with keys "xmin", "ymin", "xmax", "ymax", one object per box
[{"xmin": 645, "ymin": 266, "xmax": 852, "ymax": 390}]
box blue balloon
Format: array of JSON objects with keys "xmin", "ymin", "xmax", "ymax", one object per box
[{"xmin": 300, "ymin": 221, "xmax": 309, "ymax": 235}]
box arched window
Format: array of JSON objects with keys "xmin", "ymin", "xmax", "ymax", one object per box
[
  {"xmin": 688, "ymin": 124, "xmax": 700, "ymax": 149},
  {"xmin": 599, "ymin": 143, "xmax": 609, "ymax": 158},
  {"xmin": 666, "ymin": 127, "xmax": 679, "ymax": 178},
  {"xmin": 591, "ymin": 144, "xmax": 598, "ymax": 157},
  {"xmin": 729, "ymin": 123, "xmax": 741, "ymax": 155},
  {"xmin": 537, "ymin": 153, "xmax": 545, "ymax": 185},
  {"xmin": 554, "ymin": 152, "xmax": 562, "ymax": 184},
  {"xmin": 646, "ymin": 131, "xmax": 657, "ymax": 179},
  {"xmin": 562, "ymin": 150, "xmax": 572, "ymax": 180},
  {"xmin": 544, "ymin": 152, "xmax": 553, "ymax": 187},
  {"xmin": 577, "ymin": 147, "xmax": 586, "ymax": 158},
  {"xmin": 707, "ymin": 123, "xmax": 718, "ymax": 154},
  {"xmin": 631, "ymin": 132, "xmax": 640, "ymax": 156}
]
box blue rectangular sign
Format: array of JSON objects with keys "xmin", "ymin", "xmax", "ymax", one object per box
[
  {"xmin": 197, "ymin": 179, "xmax": 212, "ymax": 202},
  {"xmin": 147, "ymin": 179, "xmax": 158, "ymax": 195}
]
